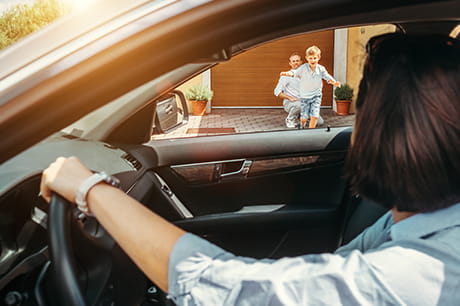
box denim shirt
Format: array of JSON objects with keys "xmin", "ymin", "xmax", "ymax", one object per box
[{"xmin": 168, "ymin": 202, "xmax": 460, "ymax": 305}]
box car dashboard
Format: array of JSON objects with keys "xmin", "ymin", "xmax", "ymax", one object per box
[{"xmin": 0, "ymin": 134, "xmax": 173, "ymax": 305}]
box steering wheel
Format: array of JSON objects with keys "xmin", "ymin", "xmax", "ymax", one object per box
[
  {"xmin": 47, "ymin": 184, "xmax": 154, "ymax": 305},
  {"xmin": 48, "ymin": 193, "xmax": 118, "ymax": 306},
  {"xmin": 48, "ymin": 193, "xmax": 87, "ymax": 305}
]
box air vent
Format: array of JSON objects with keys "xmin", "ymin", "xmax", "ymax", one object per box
[{"xmin": 122, "ymin": 153, "xmax": 142, "ymax": 170}]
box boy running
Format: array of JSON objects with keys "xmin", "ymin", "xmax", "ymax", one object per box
[{"xmin": 281, "ymin": 45, "xmax": 340, "ymax": 128}]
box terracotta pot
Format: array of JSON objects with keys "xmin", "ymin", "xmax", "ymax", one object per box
[
  {"xmin": 335, "ymin": 99, "xmax": 351, "ymax": 115},
  {"xmin": 191, "ymin": 100, "xmax": 207, "ymax": 116}
]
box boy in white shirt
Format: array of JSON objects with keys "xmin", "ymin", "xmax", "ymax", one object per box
[
  {"xmin": 281, "ymin": 46, "xmax": 340, "ymax": 128},
  {"xmin": 274, "ymin": 52, "xmax": 324, "ymax": 128}
]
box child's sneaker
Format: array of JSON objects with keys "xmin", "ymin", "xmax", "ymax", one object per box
[{"xmin": 286, "ymin": 119, "xmax": 297, "ymax": 128}]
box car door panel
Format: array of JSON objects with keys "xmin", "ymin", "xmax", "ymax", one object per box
[
  {"xmin": 137, "ymin": 127, "xmax": 352, "ymax": 258},
  {"xmin": 160, "ymin": 160, "xmax": 346, "ymax": 216}
]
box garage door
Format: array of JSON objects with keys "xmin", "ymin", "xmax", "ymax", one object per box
[{"xmin": 211, "ymin": 30, "xmax": 334, "ymax": 107}]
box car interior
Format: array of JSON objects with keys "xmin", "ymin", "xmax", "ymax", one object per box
[{"xmin": 0, "ymin": 0, "xmax": 459, "ymax": 305}]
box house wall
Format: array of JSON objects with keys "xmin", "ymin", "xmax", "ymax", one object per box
[{"xmin": 346, "ymin": 24, "xmax": 396, "ymax": 113}]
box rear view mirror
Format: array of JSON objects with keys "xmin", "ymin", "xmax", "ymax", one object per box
[{"xmin": 153, "ymin": 90, "xmax": 189, "ymax": 134}]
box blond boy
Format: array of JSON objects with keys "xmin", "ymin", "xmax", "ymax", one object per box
[{"xmin": 281, "ymin": 46, "xmax": 340, "ymax": 128}]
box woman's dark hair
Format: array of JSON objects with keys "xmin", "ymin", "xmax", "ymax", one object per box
[{"xmin": 346, "ymin": 33, "xmax": 460, "ymax": 212}]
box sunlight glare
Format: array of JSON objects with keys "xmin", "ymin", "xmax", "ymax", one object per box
[{"xmin": 67, "ymin": 0, "xmax": 92, "ymax": 11}]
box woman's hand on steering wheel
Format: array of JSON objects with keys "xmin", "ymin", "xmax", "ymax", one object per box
[{"xmin": 40, "ymin": 157, "xmax": 93, "ymax": 203}]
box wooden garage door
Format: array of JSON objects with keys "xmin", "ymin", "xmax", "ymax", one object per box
[{"xmin": 211, "ymin": 31, "xmax": 334, "ymax": 107}]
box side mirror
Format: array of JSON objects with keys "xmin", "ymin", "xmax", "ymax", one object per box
[{"xmin": 153, "ymin": 90, "xmax": 189, "ymax": 134}]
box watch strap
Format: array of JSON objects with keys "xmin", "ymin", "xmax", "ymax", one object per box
[{"xmin": 75, "ymin": 172, "xmax": 120, "ymax": 215}]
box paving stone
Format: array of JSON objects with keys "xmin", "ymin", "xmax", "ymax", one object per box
[{"xmin": 152, "ymin": 108, "xmax": 354, "ymax": 139}]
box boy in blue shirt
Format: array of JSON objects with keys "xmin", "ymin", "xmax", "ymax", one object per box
[{"xmin": 281, "ymin": 45, "xmax": 341, "ymax": 128}]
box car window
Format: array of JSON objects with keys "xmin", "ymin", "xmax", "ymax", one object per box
[
  {"xmin": 151, "ymin": 25, "xmax": 397, "ymax": 140},
  {"xmin": 61, "ymin": 24, "xmax": 398, "ymax": 142}
]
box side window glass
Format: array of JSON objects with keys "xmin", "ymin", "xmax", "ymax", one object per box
[{"xmin": 152, "ymin": 25, "xmax": 396, "ymax": 140}]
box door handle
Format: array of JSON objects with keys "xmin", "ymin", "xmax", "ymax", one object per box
[{"xmin": 219, "ymin": 160, "xmax": 252, "ymax": 179}]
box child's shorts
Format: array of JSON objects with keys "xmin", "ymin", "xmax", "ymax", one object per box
[{"xmin": 300, "ymin": 95, "xmax": 322, "ymax": 119}]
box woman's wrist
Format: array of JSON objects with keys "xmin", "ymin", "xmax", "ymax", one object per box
[{"xmin": 75, "ymin": 172, "xmax": 120, "ymax": 215}]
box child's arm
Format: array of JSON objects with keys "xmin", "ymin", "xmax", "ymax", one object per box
[
  {"xmin": 278, "ymin": 92, "xmax": 299, "ymax": 101},
  {"xmin": 280, "ymin": 70, "xmax": 294, "ymax": 77},
  {"xmin": 327, "ymin": 79, "xmax": 341, "ymax": 87},
  {"xmin": 321, "ymin": 66, "xmax": 341, "ymax": 87}
]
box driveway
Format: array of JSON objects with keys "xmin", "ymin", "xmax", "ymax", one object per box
[{"xmin": 152, "ymin": 108, "xmax": 354, "ymax": 139}]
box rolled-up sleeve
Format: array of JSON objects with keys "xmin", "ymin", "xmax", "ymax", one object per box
[
  {"xmin": 168, "ymin": 233, "xmax": 227, "ymax": 299},
  {"xmin": 274, "ymin": 77, "xmax": 286, "ymax": 97},
  {"xmin": 167, "ymin": 233, "xmax": 404, "ymax": 305}
]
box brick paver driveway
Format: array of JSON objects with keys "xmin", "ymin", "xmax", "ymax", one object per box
[{"xmin": 152, "ymin": 108, "xmax": 354, "ymax": 139}]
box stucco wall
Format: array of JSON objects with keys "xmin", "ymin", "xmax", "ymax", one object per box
[{"xmin": 346, "ymin": 25, "xmax": 396, "ymax": 113}]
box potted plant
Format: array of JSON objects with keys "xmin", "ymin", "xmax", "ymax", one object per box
[
  {"xmin": 185, "ymin": 84, "xmax": 214, "ymax": 116},
  {"xmin": 334, "ymin": 83, "xmax": 354, "ymax": 115}
]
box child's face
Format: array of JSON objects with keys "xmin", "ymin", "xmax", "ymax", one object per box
[{"xmin": 306, "ymin": 53, "xmax": 320, "ymax": 66}]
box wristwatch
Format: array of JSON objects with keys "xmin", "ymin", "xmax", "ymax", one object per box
[{"xmin": 75, "ymin": 172, "xmax": 120, "ymax": 215}]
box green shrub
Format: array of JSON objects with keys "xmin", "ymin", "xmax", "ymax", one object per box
[
  {"xmin": 334, "ymin": 83, "xmax": 354, "ymax": 100},
  {"xmin": 0, "ymin": 0, "xmax": 70, "ymax": 50},
  {"xmin": 185, "ymin": 84, "xmax": 214, "ymax": 102}
]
